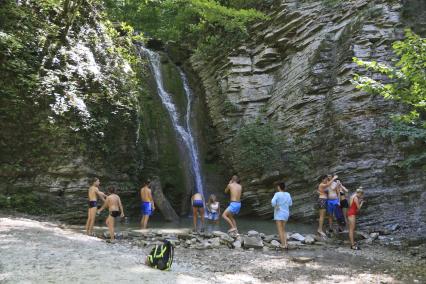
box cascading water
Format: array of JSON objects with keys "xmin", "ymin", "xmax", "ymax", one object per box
[{"xmin": 140, "ymin": 47, "xmax": 205, "ymax": 199}]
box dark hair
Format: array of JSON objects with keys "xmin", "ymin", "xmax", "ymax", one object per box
[
  {"xmin": 108, "ymin": 186, "xmax": 116, "ymax": 194},
  {"xmin": 145, "ymin": 179, "xmax": 151, "ymax": 186},
  {"xmin": 274, "ymin": 181, "xmax": 286, "ymax": 191},
  {"xmin": 89, "ymin": 177, "xmax": 99, "ymax": 185},
  {"xmin": 318, "ymin": 175, "xmax": 328, "ymax": 182}
]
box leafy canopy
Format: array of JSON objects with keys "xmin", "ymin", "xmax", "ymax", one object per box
[
  {"xmin": 352, "ymin": 29, "xmax": 426, "ymax": 168},
  {"xmin": 104, "ymin": 0, "xmax": 266, "ymax": 57}
]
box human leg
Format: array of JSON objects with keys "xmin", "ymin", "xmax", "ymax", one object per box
[
  {"xmin": 106, "ymin": 215, "xmax": 115, "ymax": 241},
  {"xmin": 318, "ymin": 209, "xmax": 326, "ymax": 236},
  {"xmin": 200, "ymin": 207, "xmax": 205, "ymax": 230},
  {"xmin": 89, "ymin": 207, "xmax": 96, "ymax": 235},
  {"xmin": 222, "ymin": 209, "xmax": 235, "ymax": 231},
  {"xmin": 348, "ymin": 216, "xmax": 356, "ymax": 247},
  {"xmin": 192, "ymin": 207, "xmax": 198, "ymax": 230}
]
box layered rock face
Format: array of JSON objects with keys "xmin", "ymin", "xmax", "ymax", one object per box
[
  {"xmin": 0, "ymin": 1, "xmax": 143, "ymax": 221},
  {"xmin": 190, "ymin": 0, "xmax": 426, "ymax": 237}
]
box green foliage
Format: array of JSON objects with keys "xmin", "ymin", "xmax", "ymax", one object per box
[
  {"xmin": 231, "ymin": 121, "xmax": 280, "ymax": 175},
  {"xmin": 352, "ymin": 29, "xmax": 426, "ymax": 168},
  {"xmin": 104, "ymin": 0, "xmax": 266, "ymax": 58}
]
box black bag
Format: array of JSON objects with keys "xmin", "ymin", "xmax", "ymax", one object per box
[{"xmin": 146, "ymin": 240, "xmax": 174, "ymax": 270}]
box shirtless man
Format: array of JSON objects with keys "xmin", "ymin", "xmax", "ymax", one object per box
[
  {"xmin": 317, "ymin": 174, "xmax": 337, "ymax": 237},
  {"xmin": 98, "ymin": 186, "xmax": 124, "ymax": 241},
  {"xmin": 222, "ymin": 175, "xmax": 242, "ymax": 234},
  {"xmin": 140, "ymin": 180, "xmax": 155, "ymax": 229},
  {"xmin": 85, "ymin": 177, "xmax": 106, "ymax": 236},
  {"xmin": 326, "ymin": 174, "xmax": 341, "ymax": 233}
]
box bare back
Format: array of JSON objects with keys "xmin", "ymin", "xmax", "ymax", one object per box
[
  {"xmin": 192, "ymin": 193, "xmax": 202, "ymax": 201},
  {"xmin": 228, "ymin": 183, "xmax": 242, "ymax": 202},
  {"xmin": 106, "ymin": 194, "xmax": 121, "ymax": 211},
  {"xmin": 88, "ymin": 186, "xmax": 99, "ymax": 201},
  {"xmin": 141, "ymin": 186, "xmax": 152, "ymax": 202}
]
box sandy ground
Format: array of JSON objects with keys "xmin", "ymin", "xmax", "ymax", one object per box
[{"xmin": 0, "ymin": 217, "xmax": 424, "ymax": 284}]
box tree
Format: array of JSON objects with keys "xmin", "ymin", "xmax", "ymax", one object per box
[
  {"xmin": 352, "ymin": 29, "xmax": 426, "ymax": 168},
  {"xmin": 103, "ymin": 0, "xmax": 266, "ymax": 58}
]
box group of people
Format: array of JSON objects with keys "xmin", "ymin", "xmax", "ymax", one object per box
[
  {"xmin": 316, "ymin": 174, "xmax": 365, "ymax": 250},
  {"xmin": 85, "ymin": 174, "xmax": 365, "ymax": 250}
]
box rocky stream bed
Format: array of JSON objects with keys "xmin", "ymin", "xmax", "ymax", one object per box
[{"xmin": 0, "ymin": 215, "xmax": 425, "ymax": 283}]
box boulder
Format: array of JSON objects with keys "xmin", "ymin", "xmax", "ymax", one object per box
[
  {"xmin": 264, "ymin": 234, "xmax": 279, "ymax": 242},
  {"xmin": 233, "ymin": 240, "xmax": 242, "ymax": 249},
  {"xmin": 370, "ymin": 232, "xmax": 379, "ymax": 240},
  {"xmin": 270, "ymin": 240, "xmax": 281, "ymax": 248},
  {"xmin": 209, "ymin": 237, "xmax": 221, "ymax": 248},
  {"xmin": 247, "ymin": 230, "xmax": 260, "ymax": 237},
  {"xmin": 243, "ymin": 236, "xmax": 264, "ymax": 249},
  {"xmin": 303, "ymin": 235, "xmax": 316, "ymax": 245},
  {"xmin": 290, "ymin": 233, "xmax": 305, "ymax": 242}
]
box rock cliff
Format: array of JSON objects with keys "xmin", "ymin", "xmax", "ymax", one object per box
[{"xmin": 189, "ymin": 0, "xmax": 426, "ymax": 238}]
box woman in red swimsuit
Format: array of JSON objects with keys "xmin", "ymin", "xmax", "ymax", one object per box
[{"xmin": 348, "ymin": 187, "xmax": 365, "ymax": 250}]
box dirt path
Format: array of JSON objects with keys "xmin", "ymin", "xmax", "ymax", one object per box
[{"xmin": 0, "ymin": 217, "xmax": 424, "ymax": 283}]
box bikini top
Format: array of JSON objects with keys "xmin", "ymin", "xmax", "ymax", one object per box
[{"xmin": 209, "ymin": 202, "xmax": 219, "ymax": 212}]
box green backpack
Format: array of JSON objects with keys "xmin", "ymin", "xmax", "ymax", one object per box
[{"xmin": 146, "ymin": 240, "xmax": 174, "ymax": 270}]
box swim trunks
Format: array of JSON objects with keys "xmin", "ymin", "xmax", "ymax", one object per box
[
  {"xmin": 141, "ymin": 202, "xmax": 153, "ymax": 216},
  {"xmin": 317, "ymin": 198, "xmax": 327, "ymax": 209},
  {"xmin": 88, "ymin": 201, "xmax": 97, "ymax": 208},
  {"xmin": 110, "ymin": 211, "xmax": 120, "ymax": 218},
  {"xmin": 340, "ymin": 199, "xmax": 349, "ymax": 208},
  {"xmin": 327, "ymin": 199, "xmax": 339, "ymax": 216},
  {"xmin": 227, "ymin": 201, "xmax": 241, "ymax": 215},
  {"xmin": 192, "ymin": 200, "xmax": 204, "ymax": 208}
]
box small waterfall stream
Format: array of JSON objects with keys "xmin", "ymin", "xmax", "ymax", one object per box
[{"xmin": 140, "ymin": 47, "xmax": 205, "ymax": 199}]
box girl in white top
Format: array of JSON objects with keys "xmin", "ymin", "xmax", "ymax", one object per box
[{"xmin": 207, "ymin": 194, "xmax": 220, "ymax": 224}]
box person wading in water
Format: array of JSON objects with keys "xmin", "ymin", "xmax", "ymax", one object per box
[
  {"xmin": 222, "ymin": 175, "xmax": 242, "ymax": 234},
  {"xmin": 98, "ymin": 186, "xmax": 124, "ymax": 242},
  {"xmin": 85, "ymin": 177, "xmax": 106, "ymax": 236},
  {"xmin": 140, "ymin": 180, "xmax": 155, "ymax": 229},
  {"xmin": 191, "ymin": 192, "xmax": 205, "ymax": 232}
]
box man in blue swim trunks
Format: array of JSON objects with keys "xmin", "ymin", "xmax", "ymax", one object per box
[
  {"xmin": 140, "ymin": 180, "xmax": 155, "ymax": 229},
  {"xmin": 222, "ymin": 175, "xmax": 242, "ymax": 234}
]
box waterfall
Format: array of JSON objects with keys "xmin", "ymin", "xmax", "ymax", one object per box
[{"xmin": 140, "ymin": 47, "xmax": 205, "ymax": 199}]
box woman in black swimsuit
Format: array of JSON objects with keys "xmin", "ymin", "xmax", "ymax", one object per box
[{"xmin": 337, "ymin": 180, "xmax": 349, "ymax": 228}]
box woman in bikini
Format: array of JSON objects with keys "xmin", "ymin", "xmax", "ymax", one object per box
[
  {"xmin": 206, "ymin": 194, "xmax": 220, "ymax": 225},
  {"xmin": 348, "ymin": 187, "xmax": 365, "ymax": 250},
  {"xmin": 337, "ymin": 180, "xmax": 349, "ymax": 228}
]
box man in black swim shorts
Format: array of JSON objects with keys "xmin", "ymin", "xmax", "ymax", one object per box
[{"xmin": 98, "ymin": 186, "xmax": 124, "ymax": 241}]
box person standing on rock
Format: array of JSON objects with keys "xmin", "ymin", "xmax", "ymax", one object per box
[
  {"xmin": 316, "ymin": 174, "xmax": 337, "ymax": 237},
  {"xmin": 98, "ymin": 186, "xmax": 125, "ymax": 242},
  {"xmin": 191, "ymin": 192, "xmax": 205, "ymax": 232},
  {"xmin": 348, "ymin": 187, "xmax": 364, "ymax": 250},
  {"xmin": 222, "ymin": 175, "xmax": 242, "ymax": 234},
  {"xmin": 326, "ymin": 174, "xmax": 340, "ymax": 233},
  {"xmin": 271, "ymin": 181, "xmax": 292, "ymax": 249},
  {"xmin": 85, "ymin": 177, "xmax": 106, "ymax": 236},
  {"xmin": 140, "ymin": 180, "xmax": 155, "ymax": 229}
]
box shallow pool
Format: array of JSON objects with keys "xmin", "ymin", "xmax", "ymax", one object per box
[{"xmin": 105, "ymin": 215, "xmax": 314, "ymax": 235}]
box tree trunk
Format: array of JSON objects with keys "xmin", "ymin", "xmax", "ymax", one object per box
[{"xmin": 150, "ymin": 177, "xmax": 179, "ymax": 222}]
